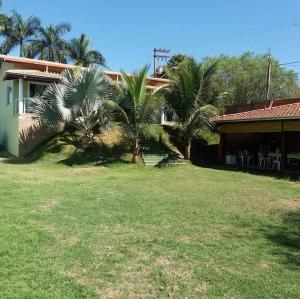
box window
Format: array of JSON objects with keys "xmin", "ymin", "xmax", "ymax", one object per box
[
  {"xmin": 29, "ymin": 83, "xmax": 47, "ymax": 98},
  {"xmin": 7, "ymin": 86, "xmax": 12, "ymax": 105}
]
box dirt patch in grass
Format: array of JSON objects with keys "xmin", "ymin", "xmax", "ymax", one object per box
[
  {"xmin": 155, "ymin": 257, "xmax": 172, "ymax": 266},
  {"xmin": 283, "ymin": 198, "xmax": 300, "ymax": 210},
  {"xmin": 179, "ymin": 235, "xmax": 192, "ymax": 244},
  {"xmin": 69, "ymin": 167, "xmax": 98, "ymax": 174},
  {"xmin": 257, "ymin": 261, "xmax": 271, "ymax": 270},
  {"xmin": 194, "ymin": 282, "xmax": 210, "ymax": 295},
  {"xmin": 37, "ymin": 199, "xmax": 60, "ymax": 212},
  {"xmin": 61, "ymin": 235, "xmax": 81, "ymax": 247},
  {"xmin": 64, "ymin": 265, "xmax": 154, "ymax": 298}
]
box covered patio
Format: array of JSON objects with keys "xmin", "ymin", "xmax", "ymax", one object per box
[{"xmin": 213, "ymin": 99, "xmax": 300, "ymax": 173}]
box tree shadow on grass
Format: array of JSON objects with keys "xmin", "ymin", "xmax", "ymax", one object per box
[
  {"xmin": 264, "ymin": 211, "xmax": 300, "ymax": 270},
  {"xmin": 2, "ymin": 132, "xmax": 131, "ymax": 167},
  {"xmin": 57, "ymin": 142, "xmax": 131, "ymax": 167},
  {"xmin": 2, "ymin": 136, "xmax": 69, "ymax": 165}
]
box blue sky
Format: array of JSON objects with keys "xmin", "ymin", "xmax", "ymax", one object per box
[{"xmin": 3, "ymin": 0, "xmax": 300, "ymax": 74}]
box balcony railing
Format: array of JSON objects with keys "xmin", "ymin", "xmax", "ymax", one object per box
[
  {"xmin": 15, "ymin": 98, "xmax": 34, "ymax": 114},
  {"xmin": 24, "ymin": 97, "xmax": 34, "ymax": 113}
]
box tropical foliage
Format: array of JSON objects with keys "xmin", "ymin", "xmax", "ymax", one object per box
[
  {"xmin": 163, "ymin": 52, "xmax": 299, "ymax": 113},
  {"xmin": 165, "ymin": 58, "xmax": 218, "ymax": 160},
  {"xmin": 0, "ymin": 11, "xmax": 40, "ymax": 56},
  {"xmin": 108, "ymin": 66, "xmax": 166, "ymax": 163},
  {"xmin": 0, "ymin": 2, "xmax": 105, "ymax": 64},
  {"xmin": 202, "ymin": 52, "xmax": 299, "ymax": 111},
  {"xmin": 32, "ymin": 67, "xmax": 112, "ymax": 148},
  {"xmin": 67, "ymin": 33, "xmax": 105, "ymax": 67},
  {"xmin": 27, "ymin": 23, "xmax": 71, "ymax": 62}
]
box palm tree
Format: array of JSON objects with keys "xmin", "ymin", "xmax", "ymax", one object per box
[
  {"xmin": 0, "ymin": 11, "xmax": 40, "ymax": 56},
  {"xmin": 0, "ymin": 0, "xmax": 8, "ymax": 33},
  {"xmin": 108, "ymin": 66, "xmax": 166, "ymax": 163},
  {"xmin": 165, "ymin": 58, "xmax": 218, "ymax": 160},
  {"xmin": 32, "ymin": 67, "xmax": 112, "ymax": 148},
  {"xmin": 67, "ymin": 33, "xmax": 105, "ymax": 67},
  {"xmin": 28, "ymin": 23, "xmax": 71, "ymax": 62}
]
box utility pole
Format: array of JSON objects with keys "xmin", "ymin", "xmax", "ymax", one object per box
[
  {"xmin": 266, "ymin": 49, "xmax": 272, "ymax": 100},
  {"xmin": 153, "ymin": 48, "xmax": 156, "ymax": 77},
  {"xmin": 153, "ymin": 48, "xmax": 170, "ymax": 77}
]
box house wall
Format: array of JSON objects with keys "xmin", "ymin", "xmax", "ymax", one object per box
[{"xmin": 0, "ymin": 62, "xmax": 19, "ymax": 156}]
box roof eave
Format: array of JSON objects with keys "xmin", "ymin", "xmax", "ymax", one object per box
[
  {"xmin": 3, "ymin": 73, "xmax": 61, "ymax": 83},
  {"xmin": 213, "ymin": 115, "xmax": 300, "ymax": 124}
]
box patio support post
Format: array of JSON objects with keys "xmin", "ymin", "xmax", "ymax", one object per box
[
  {"xmin": 18, "ymin": 78, "xmax": 24, "ymax": 114},
  {"xmin": 219, "ymin": 133, "xmax": 225, "ymax": 164},
  {"xmin": 280, "ymin": 130, "xmax": 287, "ymax": 172}
]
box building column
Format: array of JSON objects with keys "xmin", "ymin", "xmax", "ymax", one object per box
[
  {"xmin": 218, "ymin": 133, "xmax": 225, "ymax": 164},
  {"xmin": 280, "ymin": 131, "xmax": 287, "ymax": 172},
  {"xmin": 18, "ymin": 78, "xmax": 24, "ymax": 114}
]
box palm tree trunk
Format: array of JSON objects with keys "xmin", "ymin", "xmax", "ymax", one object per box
[
  {"xmin": 20, "ymin": 40, "xmax": 23, "ymax": 57},
  {"xmin": 184, "ymin": 136, "xmax": 192, "ymax": 160},
  {"xmin": 131, "ymin": 138, "xmax": 140, "ymax": 164}
]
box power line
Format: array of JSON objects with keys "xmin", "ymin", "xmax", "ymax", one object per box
[{"xmin": 279, "ymin": 60, "xmax": 300, "ymax": 66}]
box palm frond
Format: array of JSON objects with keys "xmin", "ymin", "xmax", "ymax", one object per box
[
  {"xmin": 32, "ymin": 68, "xmax": 113, "ymax": 145},
  {"xmin": 67, "ymin": 33, "xmax": 105, "ymax": 67},
  {"xmin": 165, "ymin": 58, "xmax": 218, "ymax": 138}
]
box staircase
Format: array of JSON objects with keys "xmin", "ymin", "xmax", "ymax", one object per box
[{"xmin": 142, "ymin": 153, "xmax": 168, "ymax": 166}]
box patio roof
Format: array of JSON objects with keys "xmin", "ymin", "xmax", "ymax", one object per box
[
  {"xmin": 3, "ymin": 69, "xmax": 63, "ymax": 83},
  {"xmin": 212, "ymin": 101, "xmax": 300, "ymax": 123}
]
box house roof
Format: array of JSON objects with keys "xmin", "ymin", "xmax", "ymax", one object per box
[
  {"xmin": 3, "ymin": 68, "xmax": 168, "ymax": 89},
  {"xmin": 3, "ymin": 69, "xmax": 63, "ymax": 83},
  {"xmin": 0, "ymin": 54, "xmax": 170, "ymax": 85},
  {"xmin": 0, "ymin": 54, "xmax": 74, "ymax": 72},
  {"xmin": 212, "ymin": 101, "xmax": 300, "ymax": 123}
]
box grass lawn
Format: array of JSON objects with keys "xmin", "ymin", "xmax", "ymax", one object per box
[{"xmin": 0, "ymin": 142, "xmax": 299, "ymax": 298}]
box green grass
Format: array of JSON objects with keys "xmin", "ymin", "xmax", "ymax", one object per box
[{"xmin": 0, "ymin": 141, "xmax": 299, "ymax": 298}]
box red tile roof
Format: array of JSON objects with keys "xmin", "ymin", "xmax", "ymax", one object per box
[{"xmin": 212, "ymin": 101, "xmax": 300, "ymax": 123}]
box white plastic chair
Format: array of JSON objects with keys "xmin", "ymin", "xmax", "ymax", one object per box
[
  {"xmin": 244, "ymin": 150, "xmax": 253, "ymax": 165},
  {"xmin": 258, "ymin": 153, "xmax": 266, "ymax": 168},
  {"xmin": 273, "ymin": 154, "xmax": 281, "ymax": 171}
]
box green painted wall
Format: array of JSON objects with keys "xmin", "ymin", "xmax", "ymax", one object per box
[{"xmin": 0, "ymin": 62, "xmax": 19, "ymax": 156}]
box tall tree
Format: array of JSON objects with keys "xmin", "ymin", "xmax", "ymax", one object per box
[
  {"xmin": 165, "ymin": 58, "xmax": 218, "ymax": 160},
  {"xmin": 109, "ymin": 66, "xmax": 165, "ymax": 163},
  {"xmin": 167, "ymin": 53, "xmax": 191, "ymax": 70},
  {"xmin": 28, "ymin": 23, "xmax": 71, "ymax": 62},
  {"xmin": 0, "ymin": 0, "xmax": 8, "ymax": 32},
  {"xmin": 67, "ymin": 33, "xmax": 105, "ymax": 67},
  {"xmin": 202, "ymin": 52, "xmax": 299, "ymax": 112},
  {"xmin": 157, "ymin": 53, "xmax": 191, "ymax": 79},
  {"xmin": 0, "ymin": 11, "xmax": 40, "ymax": 56}
]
